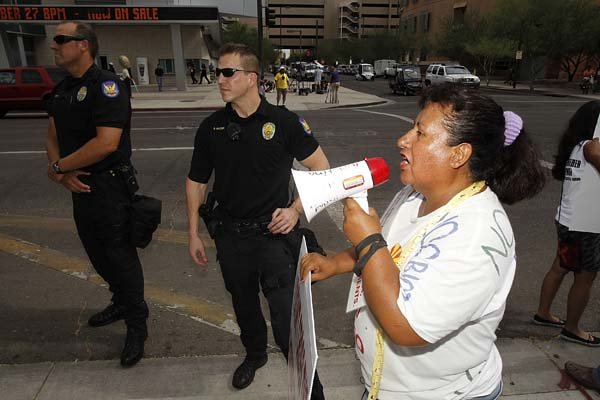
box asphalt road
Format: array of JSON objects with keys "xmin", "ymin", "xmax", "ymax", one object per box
[{"xmin": 0, "ymin": 85, "xmax": 597, "ymax": 365}]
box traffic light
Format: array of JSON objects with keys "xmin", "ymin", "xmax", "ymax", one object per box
[{"xmin": 266, "ymin": 8, "xmax": 276, "ymax": 27}]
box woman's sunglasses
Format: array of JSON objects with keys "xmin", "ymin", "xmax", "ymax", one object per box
[
  {"xmin": 53, "ymin": 35, "xmax": 85, "ymax": 45},
  {"xmin": 215, "ymin": 68, "xmax": 257, "ymax": 78}
]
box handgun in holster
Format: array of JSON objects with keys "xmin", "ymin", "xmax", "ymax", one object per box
[{"xmin": 199, "ymin": 192, "xmax": 220, "ymax": 239}]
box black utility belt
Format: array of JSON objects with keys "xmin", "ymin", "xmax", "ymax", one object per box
[
  {"xmin": 224, "ymin": 219, "xmax": 271, "ymax": 237},
  {"xmin": 93, "ymin": 164, "xmax": 134, "ymax": 178}
]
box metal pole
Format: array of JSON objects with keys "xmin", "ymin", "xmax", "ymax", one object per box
[
  {"xmin": 257, "ymin": 0, "xmax": 264, "ymax": 79},
  {"xmin": 279, "ymin": 5, "xmax": 282, "ymax": 58},
  {"xmin": 315, "ymin": 19, "xmax": 318, "ymax": 60},
  {"xmin": 300, "ymin": 30, "xmax": 302, "ymax": 61}
]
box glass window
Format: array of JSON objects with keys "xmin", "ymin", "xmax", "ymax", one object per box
[
  {"xmin": 159, "ymin": 58, "xmax": 174, "ymax": 73},
  {"xmin": 22, "ymin": 69, "xmax": 43, "ymax": 84},
  {"xmin": 431, "ymin": 66, "xmax": 438, "ymax": 75},
  {"xmin": 437, "ymin": 67, "xmax": 444, "ymax": 76},
  {"xmin": 0, "ymin": 70, "xmax": 16, "ymax": 85},
  {"xmin": 446, "ymin": 66, "xmax": 470, "ymax": 74}
]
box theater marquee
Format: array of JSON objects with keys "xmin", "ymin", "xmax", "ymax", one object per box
[{"xmin": 0, "ymin": 5, "xmax": 219, "ymax": 23}]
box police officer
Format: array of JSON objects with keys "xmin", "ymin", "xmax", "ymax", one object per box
[
  {"xmin": 45, "ymin": 21, "xmax": 148, "ymax": 367},
  {"xmin": 185, "ymin": 43, "xmax": 330, "ymax": 398}
]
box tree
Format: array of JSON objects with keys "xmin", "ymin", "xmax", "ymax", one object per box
[
  {"xmin": 466, "ymin": 36, "xmax": 514, "ymax": 86},
  {"xmin": 434, "ymin": 12, "xmax": 483, "ymax": 64},
  {"xmin": 538, "ymin": 0, "xmax": 600, "ymax": 81},
  {"xmin": 222, "ymin": 22, "xmax": 276, "ymax": 65}
]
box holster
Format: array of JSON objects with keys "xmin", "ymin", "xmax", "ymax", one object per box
[{"xmin": 199, "ymin": 192, "xmax": 220, "ymax": 239}]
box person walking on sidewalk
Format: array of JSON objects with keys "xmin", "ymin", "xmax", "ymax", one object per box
[
  {"xmin": 46, "ymin": 20, "xmax": 149, "ymax": 367},
  {"xmin": 274, "ymin": 66, "xmax": 289, "ymax": 106},
  {"xmin": 534, "ymin": 101, "xmax": 600, "ymax": 347},
  {"xmin": 185, "ymin": 43, "xmax": 330, "ymax": 398},
  {"xmin": 328, "ymin": 65, "xmax": 340, "ymax": 104},
  {"xmin": 199, "ymin": 63, "xmax": 211, "ymax": 84},
  {"xmin": 154, "ymin": 63, "xmax": 164, "ymax": 92},
  {"xmin": 565, "ymin": 361, "xmax": 600, "ymax": 393},
  {"xmin": 189, "ymin": 63, "xmax": 198, "ymax": 84},
  {"xmin": 301, "ymin": 85, "xmax": 545, "ymax": 400}
]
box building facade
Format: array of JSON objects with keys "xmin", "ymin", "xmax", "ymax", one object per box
[{"xmin": 265, "ymin": 0, "xmax": 496, "ymax": 61}]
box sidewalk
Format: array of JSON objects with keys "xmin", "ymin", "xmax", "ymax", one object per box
[
  {"xmin": 481, "ymin": 79, "xmax": 600, "ymax": 101},
  {"xmin": 130, "ymin": 82, "xmax": 387, "ymax": 112},
  {"xmin": 2, "ymin": 336, "xmax": 600, "ymax": 399}
]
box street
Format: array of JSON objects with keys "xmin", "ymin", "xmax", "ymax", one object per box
[{"xmin": 0, "ymin": 87, "xmax": 597, "ymax": 365}]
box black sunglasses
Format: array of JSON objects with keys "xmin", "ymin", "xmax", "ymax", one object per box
[
  {"xmin": 215, "ymin": 67, "xmax": 257, "ymax": 78},
  {"xmin": 53, "ymin": 35, "xmax": 85, "ymax": 45}
]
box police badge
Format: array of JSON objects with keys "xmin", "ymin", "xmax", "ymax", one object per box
[
  {"xmin": 77, "ymin": 86, "xmax": 87, "ymax": 102},
  {"xmin": 262, "ymin": 122, "xmax": 276, "ymax": 140}
]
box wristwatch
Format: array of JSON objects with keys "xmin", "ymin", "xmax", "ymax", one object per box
[{"xmin": 51, "ymin": 160, "xmax": 63, "ymax": 174}]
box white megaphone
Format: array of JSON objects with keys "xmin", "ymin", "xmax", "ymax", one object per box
[{"xmin": 292, "ymin": 157, "xmax": 389, "ymax": 222}]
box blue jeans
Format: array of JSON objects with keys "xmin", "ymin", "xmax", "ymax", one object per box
[
  {"xmin": 360, "ymin": 380, "xmax": 503, "ymax": 400},
  {"xmin": 156, "ymin": 76, "xmax": 163, "ymax": 91}
]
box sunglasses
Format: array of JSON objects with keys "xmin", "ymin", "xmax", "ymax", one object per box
[
  {"xmin": 53, "ymin": 35, "xmax": 85, "ymax": 45},
  {"xmin": 215, "ymin": 67, "xmax": 257, "ymax": 78}
]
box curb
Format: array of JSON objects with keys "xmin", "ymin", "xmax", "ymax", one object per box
[
  {"xmin": 480, "ymin": 85, "xmax": 597, "ymax": 100},
  {"xmin": 131, "ymin": 101, "xmax": 390, "ymax": 113},
  {"xmin": 327, "ymin": 100, "xmax": 389, "ymax": 109}
]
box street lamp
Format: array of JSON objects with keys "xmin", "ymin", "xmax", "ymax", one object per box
[{"xmin": 286, "ymin": 29, "xmax": 302, "ymax": 61}]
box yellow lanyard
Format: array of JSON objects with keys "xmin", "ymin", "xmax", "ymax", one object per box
[{"xmin": 368, "ymin": 181, "xmax": 486, "ymax": 400}]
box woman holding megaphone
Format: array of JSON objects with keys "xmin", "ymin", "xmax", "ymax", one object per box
[{"xmin": 301, "ymin": 85, "xmax": 545, "ymax": 400}]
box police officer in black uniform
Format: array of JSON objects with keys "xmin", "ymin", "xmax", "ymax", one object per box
[
  {"xmin": 186, "ymin": 43, "xmax": 330, "ymax": 398},
  {"xmin": 45, "ymin": 21, "xmax": 148, "ymax": 367}
]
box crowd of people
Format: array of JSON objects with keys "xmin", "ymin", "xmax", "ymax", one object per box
[{"xmin": 43, "ymin": 18, "xmax": 600, "ymax": 399}]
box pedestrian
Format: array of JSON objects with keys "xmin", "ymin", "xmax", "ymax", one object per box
[
  {"xmin": 199, "ymin": 63, "xmax": 211, "ymax": 84},
  {"xmin": 46, "ymin": 20, "xmax": 149, "ymax": 367},
  {"xmin": 185, "ymin": 43, "xmax": 330, "ymax": 399},
  {"xmin": 118, "ymin": 55, "xmax": 133, "ymax": 98},
  {"xmin": 301, "ymin": 85, "xmax": 545, "ymax": 399},
  {"xmin": 189, "ymin": 63, "xmax": 198, "ymax": 84},
  {"xmin": 565, "ymin": 361, "xmax": 600, "ymax": 392},
  {"xmin": 108, "ymin": 62, "xmax": 116, "ymax": 74},
  {"xmin": 274, "ymin": 66, "xmax": 289, "ymax": 106},
  {"xmin": 208, "ymin": 61, "xmax": 215, "ymax": 81},
  {"xmin": 582, "ymin": 66, "xmax": 595, "ymax": 94},
  {"xmin": 328, "ymin": 65, "xmax": 340, "ymax": 104},
  {"xmin": 154, "ymin": 63, "xmax": 164, "ymax": 92},
  {"xmin": 314, "ymin": 66, "xmax": 323, "ymax": 93},
  {"xmin": 534, "ymin": 101, "xmax": 600, "ymax": 346}
]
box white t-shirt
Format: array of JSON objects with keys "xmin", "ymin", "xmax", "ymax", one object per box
[
  {"xmin": 355, "ymin": 187, "xmax": 516, "ymax": 400},
  {"xmin": 555, "ymin": 140, "xmax": 589, "ymax": 228}
]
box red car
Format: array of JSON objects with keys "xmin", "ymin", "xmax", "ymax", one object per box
[{"xmin": 0, "ymin": 66, "xmax": 68, "ymax": 117}]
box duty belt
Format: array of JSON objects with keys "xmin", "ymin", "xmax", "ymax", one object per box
[{"xmin": 229, "ymin": 220, "xmax": 271, "ymax": 236}]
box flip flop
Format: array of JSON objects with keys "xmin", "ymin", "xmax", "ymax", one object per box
[
  {"xmin": 532, "ymin": 314, "xmax": 565, "ymax": 327},
  {"xmin": 560, "ymin": 329, "xmax": 600, "ymax": 347}
]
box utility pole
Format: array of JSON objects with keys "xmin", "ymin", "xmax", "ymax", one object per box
[
  {"xmin": 257, "ymin": 0, "xmax": 264, "ymax": 79},
  {"xmin": 315, "ymin": 19, "xmax": 318, "ymax": 60}
]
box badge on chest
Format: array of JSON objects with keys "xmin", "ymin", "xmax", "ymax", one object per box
[{"xmin": 262, "ymin": 122, "xmax": 276, "ymax": 140}]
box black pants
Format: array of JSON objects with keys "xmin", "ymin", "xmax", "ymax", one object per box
[
  {"xmin": 73, "ymin": 168, "xmax": 148, "ymax": 334},
  {"xmin": 215, "ymin": 230, "xmax": 295, "ymax": 358}
]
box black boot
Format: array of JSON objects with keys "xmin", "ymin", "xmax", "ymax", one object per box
[
  {"xmin": 120, "ymin": 329, "xmax": 147, "ymax": 367},
  {"xmin": 88, "ymin": 303, "xmax": 126, "ymax": 327},
  {"xmin": 232, "ymin": 355, "xmax": 268, "ymax": 389}
]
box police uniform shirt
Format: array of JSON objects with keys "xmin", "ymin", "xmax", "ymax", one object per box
[
  {"xmin": 48, "ymin": 64, "xmax": 132, "ymax": 172},
  {"xmin": 188, "ymin": 97, "xmax": 319, "ymax": 220}
]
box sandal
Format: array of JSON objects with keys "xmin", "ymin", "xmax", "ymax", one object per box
[
  {"xmin": 532, "ymin": 314, "xmax": 565, "ymax": 327},
  {"xmin": 560, "ymin": 329, "xmax": 600, "ymax": 347}
]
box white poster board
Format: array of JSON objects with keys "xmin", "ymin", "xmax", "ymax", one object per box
[
  {"xmin": 569, "ymin": 116, "xmax": 600, "ymax": 233},
  {"xmin": 136, "ymin": 57, "xmax": 149, "ymax": 85},
  {"xmin": 288, "ymin": 237, "xmax": 318, "ymax": 400}
]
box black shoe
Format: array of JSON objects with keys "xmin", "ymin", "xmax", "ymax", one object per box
[
  {"xmin": 120, "ymin": 330, "xmax": 147, "ymax": 367},
  {"xmin": 232, "ymin": 356, "xmax": 268, "ymax": 389},
  {"xmin": 88, "ymin": 304, "xmax": 127, "ymax": 327}
]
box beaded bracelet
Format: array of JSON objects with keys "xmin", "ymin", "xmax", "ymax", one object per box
[
  {"xmin": 354, "ymin": 233, "xmax": 386, "ymax": 260},
  {"xmin": 353, "ymin": 240, "xmax": 388, "ymax": 277}
]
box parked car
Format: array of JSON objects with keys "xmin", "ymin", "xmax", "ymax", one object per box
[
  {"xmin": 389, "ymin": 64, "xmax": 423, "ymax": 96},
  {"xmin": 0, "ymin": 66, "xmax": 68, "ymax": 117},
  {"xmin": 355, "ymin": 63, "xmax": 374, "ymax": 81},
  {"xmin": 301, "ymin": 63, "xmax": 318, "ymax": 81},
  {"xmin": 425, "ymin": 64, "xmax": 480, "ymax": 88},
  {"xmin": 384, "ymin": 63, "xmax": 401, "ymax": 78}
]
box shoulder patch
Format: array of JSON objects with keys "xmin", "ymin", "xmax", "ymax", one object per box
[
  {"xmin": 101, "ymin": 80, "xmax": 120, "ymax": 98},
  {"xmin": 298, "ymin": 116, "xmax": 312, "ymax": 136}
]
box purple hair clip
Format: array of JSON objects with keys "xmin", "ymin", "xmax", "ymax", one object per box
[{"xmin": 503, "ymin": 111, "xmax": 522, "ymax": 146}]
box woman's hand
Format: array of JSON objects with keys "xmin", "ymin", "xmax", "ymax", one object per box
[
  {"xmin": 300, "ymin": 253, "xmax": 339, "ymax": 282},
  {"xmin": 343, "ymin": 198, "xmax": 382, "ymax": 246}
]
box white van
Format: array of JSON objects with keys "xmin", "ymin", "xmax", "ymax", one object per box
[{"xmin": 374, "ymin": 59, "xmax": 395, "ymax": 77}]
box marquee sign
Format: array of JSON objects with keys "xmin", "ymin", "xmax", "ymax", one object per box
[{"xmin": 0, "ymin": 5, "xmax": 219, "ymax": 23}]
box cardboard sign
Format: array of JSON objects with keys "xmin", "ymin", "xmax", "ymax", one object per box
[{"xmin": 288, "ymin": 237, "xmax": 318, "ymax": 400}]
